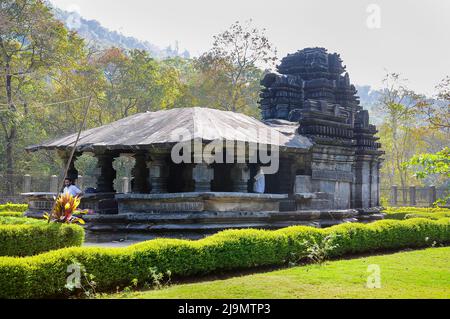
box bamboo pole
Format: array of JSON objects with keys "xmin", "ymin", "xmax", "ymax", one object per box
[{"xmin": 48, "ymin": 96, "xmax": 92, "ymax": 222}]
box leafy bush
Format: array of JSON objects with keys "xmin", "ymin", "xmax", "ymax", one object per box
[
  {"xmin": 0, "ymin": 217, "xmax": 84, "ymax": 257},
  {"xmin": 0, "ymin": 217, "xmax": 43, "ymax": 225},
  {"xmin": 383, "ymin": 207, "xmax": 450, "ymax": 220},
  {"xmin": 405, "ymin": 212, "xmax": 450, "ymax": 220},
  {"xmin": 44, "ymin": 193, "xmax": 87, "ymax": 225},
  {"xmin": 0, "ymin": 211, "xmax": 25, "ymax": 218},
  {"xmin": 0, "ymin": 218, "xmax": 448, "ymax": 298},
  {"xmin": 0, "ymin": 204, "xmax": 28, "ymax": 213},
  {"xmin": 384, "ymin": 207, "xmax": 450, "ymax": 214}
]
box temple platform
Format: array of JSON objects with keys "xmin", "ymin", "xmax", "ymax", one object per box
[
  {"xmin": 23, "ymin": 192, "xmax": 118, "ymax": 218},
  {"xmin": 22, "ymin": 191, "xmax": 384, "ymax": 242},
  {"xmin": 115, "ymin": 192, "xmax": 287, "ymax": 213}
]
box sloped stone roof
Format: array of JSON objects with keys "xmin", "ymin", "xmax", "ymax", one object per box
[{"xmin": 27, "ymin": 107, "xmax": 312, "ymax": 152}]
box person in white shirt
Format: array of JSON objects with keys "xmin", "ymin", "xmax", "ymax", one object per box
[
  {"xmin": 253, "ymin": 167, "xmax": 265, "ymax": 194},
  {"xmin": 62, "ymin": 178, "xmax": 83, "ymax": 197}
]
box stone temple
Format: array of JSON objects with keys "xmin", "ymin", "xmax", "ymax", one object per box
[
  {"xmin": 24, "ymin": 48, "xmax": 384, "ymax": 240},
  {"xmin": 259, "ymin": 47, "xmax": 384, "ymax": 210}
]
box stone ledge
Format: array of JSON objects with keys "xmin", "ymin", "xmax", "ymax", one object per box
[
  {"xmin": 116, "ymin": 192, "xmax": 288, "ymax": 214},
  {"xmin": 115, "ymin": 192, "xmax": 288, "ymax": 201}
]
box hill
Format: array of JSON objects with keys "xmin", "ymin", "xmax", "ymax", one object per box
[{"xmin": 51, "ymin": 6, "xmax": 190, "ymax": 59}]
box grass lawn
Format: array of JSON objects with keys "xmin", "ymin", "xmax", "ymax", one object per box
[{"xmin": 106, "ymin": 247, "xmax": 450, "ymax": 299}]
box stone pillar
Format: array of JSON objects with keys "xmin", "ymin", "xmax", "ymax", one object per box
[
  {"xmin": 23, "ymin": 174, "xmax": 31, "ymax": 193},
  {"xmin": 231, "ymin": 164, "xmax": 250, "ymax": 193},
  {"xmin": 148, "ymin": 153, "xmax": 169, "ymax": 193},
  {"xmin": 370, "ymin": 159, "xmax": 380, "ymax": 207},
  {"xmin": 132, "ymin": 153, "xmax": 149, "ymax": 193},
  {"xmin": 95, "ymin": 153, "xmax": 118, "ymax": 193},
  {"xmin": 390, "ymin": 185, "xmax": 398, "ymax": 206},
  {"xmin": 377, "ymin": 162, "xmax": 382, "ymax": 206},
  {"xmin": 78, "ymin": 175, "xmax": 84, "ymax": 191},
  {"xmin": 192, "ymin": 163, "xmax": 214, "ymax": 192},
  {"xmin": 368, "ymin": 161, "xmax": 373, "ymax": 207},
  {"xmin": 50, "ymin": 175, "xmax": 59, "ymax": 193},
  {"xmin": 429, "ymin": 185, "xmax": 437, "ymax": 207},
  {"xmin": 409, "ymin": 186, "xmax": 416, "ymax": 206},
  {"xmin": 121, "ymin": 177, "xmax": 130, "ymax": 194}
]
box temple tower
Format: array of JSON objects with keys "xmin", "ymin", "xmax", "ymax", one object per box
[{"xmin": 259, "ymin": 47, "xmax": 384, "ymax": 209}]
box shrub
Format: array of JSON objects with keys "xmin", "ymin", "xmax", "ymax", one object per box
[
  {"xmin": 383, "ymin": 207, "xmax": 450, "ymax": 220},
  {"xmin": 0, "ymin": 217, "xmax": 42, "ymax": 225},
  {"xmin": 0, "ymin": 204, "xmax": 28, "ymax": 213},
  {"xmin": 0, "ymin": 211, "xmax": 25, "ymax": 218},
  {"xmin": 0, "ymin": 217, "xmax": 84, "ymax": 257},
  {"xmin": 0, "ymin": 218, "xmax": 448, "ymax": 299},
  {"xmin": 405, "ymin": 212, "xmax": 450, "ymax": 220}
]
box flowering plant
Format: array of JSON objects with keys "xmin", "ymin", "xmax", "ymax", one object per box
[{"xmin": 44, "ymin": 193, "xmax": 87, "ymax": 224}]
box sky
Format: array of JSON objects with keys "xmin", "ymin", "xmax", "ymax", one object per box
[{"xmin": 49, "ymin": 0, "xmax": 450, "ymax": 95}]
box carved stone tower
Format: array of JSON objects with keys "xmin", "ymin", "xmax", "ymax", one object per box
[{"xmin": 259, "ymin": 47, "xmax": 384, "ymax": 209}]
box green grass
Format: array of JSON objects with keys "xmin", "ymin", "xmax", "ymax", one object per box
[{"xmin": 106, "ymin": 247, "xmax": 450, "ymax": 299}]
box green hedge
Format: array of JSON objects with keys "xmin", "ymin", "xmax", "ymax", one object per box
[
  {"xmin": 0, "ymin": 211, "xmax": 25, "ymax": 218},
  {"xmin": 0, "ymin": 204, "xmax": 28, "ymax": 213},
  {"xmin": 0, "ymin": 217, "xmax": 84, "ymax": 257},
  {"xmin": 0, "ymin": 218, "xmax": 448, "ymax": 298},
  {"xmin": 0, "ymin": 217, "xmax": 42, "ymax": 225},
  {"xmin": 383, "ymin": 207, "xmax": 450, "ymax": 220},
  {"xmin": 404, "ymin": 212, "xmax": 450, "ymax": 220}
]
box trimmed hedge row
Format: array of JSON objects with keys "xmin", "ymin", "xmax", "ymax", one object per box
[
  {"xmin": 0, "ymin": 217, "xmax": 42, "ymax": 225},
  {"xmin": 386, "ymin": 207, "xmax": 450, "ymax": 212},
  {"xmin": 383, "ymin": 207, "xmax": 450, "ymax": 220},
  {"xmin": 0, "ymin": 218, "xmax": 448, "ymax": 298},
  {"xmin": 404, "ymin": 212, "xmax": 450, "ymax": 220},
  {"xmin": 0, "ymin": 211, "xmax": 25, "ymax": 218},
  {"xmin": 0, "ymin": 217, "xmax": 84, "ymax": 257},
  {"xmin": 0, "ymin": 204, "xmax": 28, "ymax": 213}
]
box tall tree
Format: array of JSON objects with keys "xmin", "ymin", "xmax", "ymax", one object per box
[
  {"xmin": 417, "ymin": 76, "xmax": 450, "ymax": 130},
  {"xmin": 376, "ymin": 73, "xmax": 422, "ymax": 196},
  {"xmin": 0, "ymin": 0, "xmax": 85, "ymax": 194},
  {"xmin": 197, "ymin": 20, "xmax": 277, "ymax": 113},
  {"xmin": 96, "ymin": 48, "xmax": 183, "ymax": 120}
]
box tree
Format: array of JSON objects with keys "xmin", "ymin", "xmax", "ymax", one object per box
[
  {"xmin": 405, "ymin": 147, "xmax": 450, "ymax": 205},
  {"xmin": 96, "ymin": 48, "xmax": 184, "ymax": 121},
  {"xmin": 0, "ymin": 0, "xmax": 86, "ymax": 194},
  {"xmin": 197, "ymin": 20, "xmax": 277, "ymax": 113},
  {"xmin": 406, "ymin": 147, "xmax": 450, "ymax": 180},
  {"xmin": 417, "ymin": 76, "xmax": 450, "ymax": 130},
  {"xmin": 376, "ymin": 73, "xmax": 423, "ymax": 197}
]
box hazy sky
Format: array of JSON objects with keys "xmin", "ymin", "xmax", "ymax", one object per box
[{"xmin": 49, "ymin": 0, "xmax": 450, "ymax": 95}]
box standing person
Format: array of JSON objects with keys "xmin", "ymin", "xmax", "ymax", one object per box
[
  {"xmin": 253, "ymin": 167, "xmax": 265, "ymax": 194},
  {"xmin": 62, "ymin": 178, "xmax": 83, "ymax": 198}
]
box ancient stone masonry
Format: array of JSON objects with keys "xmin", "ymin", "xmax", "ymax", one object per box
[
  {"xmin": 260, "ymin": 47, "xmax": 359, "ymax": 138},
  {"xmin": 24, "ymin": 48, "xmax": 385, "ymax": 239},
  {"xmin": 260, "ymin": 47, "xmax": 384, "ymax": 210}
]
